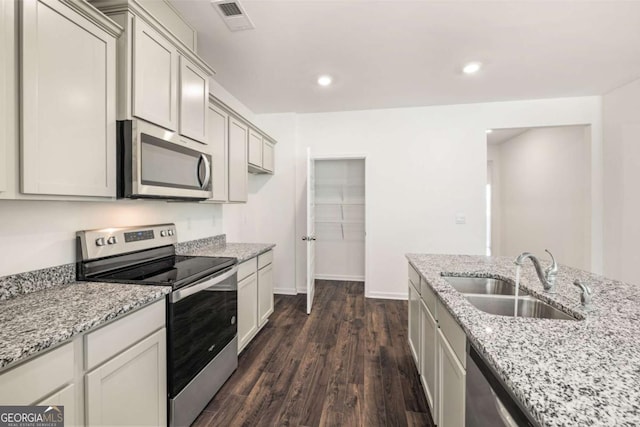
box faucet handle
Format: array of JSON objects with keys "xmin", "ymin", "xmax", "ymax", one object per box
[
  {"xmin": 544, "ymin": 249, "xmax": 558, "ymax": 281},
  {"xmin": 573, "ymin": 279, "xmax": 593, "ymax": 311}
]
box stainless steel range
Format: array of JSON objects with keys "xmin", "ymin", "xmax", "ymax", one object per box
[{"xmin": 76, "ymin": 224, "xmax": 238, "ymax": 427}]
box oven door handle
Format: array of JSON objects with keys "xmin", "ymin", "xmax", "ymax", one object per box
[{"xmin": 170, "ymin": 266, "xmax": 238, "ymax": 303}]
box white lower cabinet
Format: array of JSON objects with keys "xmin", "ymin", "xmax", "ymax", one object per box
[
  {"xmin": 258, "ymin": 263, "xmax": 274, "ymax": 327},
  {"xmin": 85, "ymin": 329, "xmax": 166, "ymax": 426},
  {"xmin": 36, "ymin": 384, "xmax": 76, "ymax": 426},
  {"xmin": 0, "ymin": 300, "xmax": 167, "ymax": 427},
  {"xmin": 408, "ymin": 279, "xmax": 421, "ymax": 365},
  {"xmin": 420, "ymin": 299, "xmax": 438, "ymax": 418},
  {"xmin": 237, "ymin": 250, "xmax": 275, "ymax": 354},
  {"xmin": 437, "ymin": 328, "xmax": 466, "ymax": 427},
  {"xmin": 238, "ymin": 270, "xmax": 259, "ymax": 352},
  {"xmin": 409, "ymin": 262, "xmax": 466, "ymax": 427}
]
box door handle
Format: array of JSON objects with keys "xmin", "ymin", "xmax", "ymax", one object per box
[
  {"xmin": 197, "ymin": 154, "xmax": 211, "ymax": 189},
  {"xmin": 302, "ymin": 236, "xmax": 308, "ymax": 241},
  {"xmin": 302, "ymin": 236, "xmax": 316, "ymax": 241}
]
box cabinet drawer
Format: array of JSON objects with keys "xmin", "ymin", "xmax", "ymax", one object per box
[
  {"xmin": 85, "ymin": 299, "xmax": 165, "ymax": 371},
  {"xmin": 0, "ymin": 342, "xmax": 73, "ymax": 404},
  {"xmin": 258, "ymin": 250, "xmax": 273, "ymax": 269},
  {"xmin": 420, "ymin": 278, "xmax": 438, "ymax": 318},
  {"xmin": 238, "ymin": 257, "xmax": 257, "ymax": 281},
  {"xmin": 437, "ymin": 300, "xmax": 467, "ymax": 368},
  {"xmin": 408, "ymin": 264, "xmax": 420, "ymax": 291}
]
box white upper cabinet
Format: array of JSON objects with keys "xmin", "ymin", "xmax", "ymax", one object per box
[
  {"xmin": 263, "ymin": 140, "xmax": 275, "ymax": 173},
  {"xmin": 248, "ymin": 130, "xmax": 263, "ymax": 168},
  {"xmin": 91, "ymin": 0, "xmax": 215, "ymax": 136},
  {"xmin": 0, "ymin": 0, "xmax": 8, "ymax": 194},
  {"xmin": 228, "ymin": 116, "xmax": 248, "ymax": 203},
  {"xmin": 20, "ymin": 0, "xmax": 121, "ymax": 197},
  {"xmin": 207, "ymin": 102, "xmax": 229, "ymax": 203},
  {"xmin": 179, "ymin": 56, "xmax": 209, "ymax": 144},
  {"xmin": 133, "ymin": 17, "xmax": 178, "ymax": 131},
  {"xmin": 247, "ymin": 130, "xmax": 275, "ymax": 175}
]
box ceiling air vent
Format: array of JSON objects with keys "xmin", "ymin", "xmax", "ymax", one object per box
[{"xmin": 211, "ymin": 0, "xmax": 255, "ymax": 32}]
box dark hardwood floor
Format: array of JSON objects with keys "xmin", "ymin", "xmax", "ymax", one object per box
[{"xmin": 192, "ymin": 280, "xmax": 434, "ymax": 427}]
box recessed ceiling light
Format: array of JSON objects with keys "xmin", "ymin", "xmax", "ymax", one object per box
[
  {"xmin": 317, "ymin": 75, "xmax": 333, "ymax": 87},
  {"xmin": 486, "ymin": 129, "xmax": 493, "ymax": 134},
  {"xmin": 463, "ymin": 62, "xmax": 482, "ymax": 75}
]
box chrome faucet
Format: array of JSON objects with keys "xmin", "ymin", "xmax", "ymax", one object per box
[
  {"xmin": 573, "ymin": 280, "xmax": 593, "ymax": 311},
  {"xmin": 514, "ymin": 249, "xmax": 558, "ymax": 293}
]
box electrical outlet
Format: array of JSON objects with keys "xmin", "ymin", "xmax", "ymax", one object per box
[{"xmin": 455, "ymin": 213, "xmax": 466, "ymax": 225}]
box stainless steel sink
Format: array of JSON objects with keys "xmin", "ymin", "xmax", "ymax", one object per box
[
  {"xmin": 464, "ymin": 294, "xmax": 577, "ymax": 321},
  {"xmin": 442, "ymin": 276, "xmax": 528, "ymax": 296}
]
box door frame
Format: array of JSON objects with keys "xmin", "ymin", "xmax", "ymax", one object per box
[{"xmin": 310, "ymin": 154, "xmax": 368, "ymax": 297}]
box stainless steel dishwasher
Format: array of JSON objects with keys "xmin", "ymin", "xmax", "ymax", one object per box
[{"xmin": 466, "ymin": 345, "xmax": 538, "ymax": 427}]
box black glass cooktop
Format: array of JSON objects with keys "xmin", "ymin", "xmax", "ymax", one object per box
[{"xmin": 89, "ymin": 255, "xmax": 237, "ymax": 290}]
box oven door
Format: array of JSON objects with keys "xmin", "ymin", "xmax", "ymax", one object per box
[
  {"xmin": 167, "ymin": 267, "xmax": 238, "ymax": 398},
  {"xmin": 118, "ymin": 119, "xmax": 212, "ymax": 200}
]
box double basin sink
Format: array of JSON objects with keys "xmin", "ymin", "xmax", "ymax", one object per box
[{"xmin": 442, "ymin": 276, "xmax": 577, "ymax": 321}]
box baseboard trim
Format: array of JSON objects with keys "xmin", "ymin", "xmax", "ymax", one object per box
[
  {"xmin": 366, "ymin": 291, "xmax": 408, "ymax": 300},
  {"xmin": 274, "ymin": 287, "xmax": 298, "ymax": 295},
  {"xmin": 315, "ymin": 274, "xmax": 365, "ymax": 282}
]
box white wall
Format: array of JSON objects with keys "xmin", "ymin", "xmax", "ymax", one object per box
[
  {"xmin": 603, "ymin": 78, "xmax": 640, "ymax": 283},
  {"xmin": 223, "ymin": 113, "xmax": 298, "ymax": 294},
  {"xmin": 293, "ymin": 97, "xmax": 602, "ymax": 299},
  {"xmin": 490, "ymin": 126, "xmax": 591, "ymax": 270},
  {"xmin": 0, "ymin": 200, "xmax": 222, "ymax": 276}
]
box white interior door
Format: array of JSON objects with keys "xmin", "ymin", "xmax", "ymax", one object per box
[{"xmin": 306, "ymin": 148, "xmax": 316, "ymax": 314}]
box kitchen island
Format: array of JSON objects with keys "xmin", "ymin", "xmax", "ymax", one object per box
[{"xmin": 406, "ymin": 254, "xmax": 640, "ymax": 426}]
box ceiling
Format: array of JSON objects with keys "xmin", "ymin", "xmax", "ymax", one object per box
[{"xmin": 170, "ymin": 0, "xmax": 640, "ymax": 114}]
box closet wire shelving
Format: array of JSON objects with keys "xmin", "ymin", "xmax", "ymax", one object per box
[{"xmin": 314, "ymin": 183, "xmax": 365, "ymax": 241}]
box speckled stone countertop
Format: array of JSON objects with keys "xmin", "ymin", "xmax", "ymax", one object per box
[
  {"xmin": 406, "ymin": 254, "xmax": 640, "ymax": 426},
  {"xmin": 0, "ymin": 282, "xmax": 170, "ymax": 371},
  {"xmin": 176, "ymin": 237, "xmax": 275, "ymax": 262}
]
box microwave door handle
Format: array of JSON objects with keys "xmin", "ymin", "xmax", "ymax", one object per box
[{"xmin": 197, "ymin": 154, "xmax": 211, "ymax": 190}]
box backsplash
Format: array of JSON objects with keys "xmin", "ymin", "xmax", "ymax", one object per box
[
  {"xmin": 0, "ymin": 264, "xmax": 76, "ymax": 301},
  {"xmin": 0, "ymin": 234, "xmax": 227, "ymax": 301}
]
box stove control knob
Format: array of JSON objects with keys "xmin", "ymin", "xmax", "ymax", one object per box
[
  {"xmin": 168, "ymin": 229, "xmax": 174, "ymax": 236},
  {"xmin": 160, "ymin": 230, "xmax": 167, "ymax": 237},
  {"xmin": 95, "ymin": 237, "xmax": 106, "ymax": 247},
  {"xmin": 107, "ymin": 236, "xmax": 117, "ymax": 245}
]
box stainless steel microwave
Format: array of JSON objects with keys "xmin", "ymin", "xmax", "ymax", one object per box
[{"xmin": 117, "ymin": 119, "xmax": 212, "ymax": 200}]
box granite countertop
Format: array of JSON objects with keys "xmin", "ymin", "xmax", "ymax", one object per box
[
  {"xmin": 0, "ymin": 282, "xmax": 170, "ymax": 370},
  {"xmin": 406, "ymin": 254, "xmax": 640, "ymax": 426},
  {"xmin": 176, "ymin": 239, "xmax": 275, "ymax": 263}
]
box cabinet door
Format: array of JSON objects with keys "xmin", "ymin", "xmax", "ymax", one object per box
[
  {"xmin": 258, "ymin": 264, "xmax": 274, "ymax": 327},
  {"xmin": 437, "ymin": 329, "xmax": 466, "ymax": 427},
  {"xmin": 237, "ymin": 273, "xmax": 258, "ymax": 353},
  {"xmin": 85, "ymin": 329, "xmax": 167, "ymax": 426},
  {"xmin": 228, "ymin": 116, "xmax": 248, "ymax": 202},
  {"xmin": 133, "ymin": 17, "xmax": 178, "ymax": 131},
  {"xmin": 21, "ymin": 0, "xmax": 116, "ymax": 197},
  {"xmin": 207, "ymin": 103, "xmax": 228, "ymax": 202},
  {"xmin": 420, "ymin": 300, "xmax": 437, "ymax": 418},
  {"xmin": 179, "ymin": 56, "xmax": 209, "ymax": 144},
  {"xmin": 36, "ymin": 384, "xmax": 76, "ymax": 427},
  {"xmin": 0, "ymin": 0, "xmax": 8, "ymax": 194},
  {"xmin": 408, "ymin": 281, "xmax": 421, "ymax": 367},
  {"xmin": 263, "ymin": 141, "xmax": 275, "ymax": 173},
  {"xmin": 248, "ymin": 130, "xmax": 263, "ymax": 168}
]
